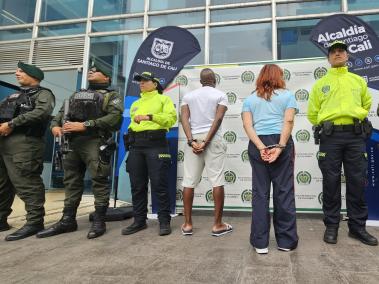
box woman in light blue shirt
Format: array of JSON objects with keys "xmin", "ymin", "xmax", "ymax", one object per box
[{"xmin": 241, "ymin": 64, "xmax": 298, "ymax": 254}]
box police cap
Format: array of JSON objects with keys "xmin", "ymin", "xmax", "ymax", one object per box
[
  {"xmin": 17, "ymin": 61, "xmax": 44, "ymax": 81},
  {"xmin": 134, "ymin": 71, "xmax": 163, "ymax": 93},
  {"xmin": 328, "ymin": 40, "xmax": 348, "ymax": 54}
]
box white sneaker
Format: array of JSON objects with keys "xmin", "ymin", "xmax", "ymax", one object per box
[
  {"xmin": 255, "ymin": 247, "xmax": 268, "ymax": 254},
  {"xmin": 277, "ymin": 247, "xmax": 291, "ymax": 252}
]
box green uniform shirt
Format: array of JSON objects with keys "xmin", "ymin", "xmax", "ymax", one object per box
[
  {"xmin": 12, "ymin": 88, "xmax": 55, "ymax": 128},
  {"xmin": 128, "ymin": 90, "xmax": 177, "ymax": 132},
  {"xmin": 307, "ymin": 66, "xmax": 372, "ymax": 125},
  {"xmin": 51, "ymin": 89, "xmax": 123, "ymax": 133}
]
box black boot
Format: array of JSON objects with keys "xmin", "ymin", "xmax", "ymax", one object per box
[
  {"xmin": 5, "ymin": 224, "xmax": 44, "ymax": 241},
  {"xmin": 0, "ymin": 219, "xmax": 10, "ymax": 232},
  {"xmin": 36, "ymin": 207, "xmax": 77, "ymax": 238},
  {"xmin": 87, "ymin": 206, "xmax": 107, "ymax": 239},
  {"xmin": 323, "ymin": 227, "xmax": 338, "ymax": 244},
  {"xmin": 349, "ymin": 228, "xmax": 378, "ymax": 246}
]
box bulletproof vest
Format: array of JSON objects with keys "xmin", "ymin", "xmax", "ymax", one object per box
[
  {"xmin": 68, "ymin": 89, "xmax": 106, "ymax": 122},
  {"xmin": 0, "ymin": 86, "xmax": 52, "ymax": 137}
]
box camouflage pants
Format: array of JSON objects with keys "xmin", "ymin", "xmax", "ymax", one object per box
[
  {"xmin": 0, "ymin": 134, "xmax": 45, "ymax": 225},
  {"xmin": 63, "ymin": 135, "xmax": 111, "ymax": 209}
]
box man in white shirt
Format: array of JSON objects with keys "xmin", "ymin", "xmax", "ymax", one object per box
[{"xmin": 180, "ymin": 68, "xmax": 232, "ymax": 237}]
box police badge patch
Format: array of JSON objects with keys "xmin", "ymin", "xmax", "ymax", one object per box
[
  {"xmin": 151, "ymin": 38, "xmax": 174, "ymax": 60},
  {"xmin": 322, "ymin": 85, "xmax": 330, "ymax": 94}
]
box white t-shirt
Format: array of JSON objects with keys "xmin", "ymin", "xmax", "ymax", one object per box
[{"xmin": 181, "ymin": 86, "xmax": 228, "ymax": 135}]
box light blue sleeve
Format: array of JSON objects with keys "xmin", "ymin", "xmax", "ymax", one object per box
[
  {"xmin": 242, "ymin": 95, "xmax": 253, "ymax": 113},
  {"xmin": 286, "ymin": 91, "xmax": 298, "ymax": 113}
]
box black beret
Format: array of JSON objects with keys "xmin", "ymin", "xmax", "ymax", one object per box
[{"xmin": 17, "ymin": 61, "xmax": 44, "ymax": 81}]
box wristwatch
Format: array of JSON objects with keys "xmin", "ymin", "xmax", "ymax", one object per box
[
  {"xmin": 83, "ymin": 121, "xmax": 92, "ymax": 128},
  {"xmin": 147, "ymin": 114, "xmax": 153, "ymax": 121},
  {"xmin": 187, "ymin": 138, "xmax": 197, "ymax": 147}
]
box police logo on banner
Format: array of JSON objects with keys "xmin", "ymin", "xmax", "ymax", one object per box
[
  {"xmin": 241, "ymin": 189, "xmax": 252, "ymax": 203},
  {"xmin": 177, "ymin": 150, "xmax": 184, "ymax": 162},
  {"xmin": 295, "ymin": 89, "xmax": 309, "ymax": 102},
  {"xmin": 296, "ymin": 129, "xmax": 311, "ymax": 143},
  {"xmin": 215, "ymin": 73, "xmax": 221, "ymax": 85},
  {"xmin": 283, "ymin": 69, "xmax": 291, "ymax": 81},
  {"xmin": 226, "ymin": 92, "xmax": 237, "ymax": 105},
  {"xmin": 176, "ymin": 189, "xmax": 183, "ymax": 201},
  {"xmin": 318, "ymin": 192, "xmax": 323, "ymax": 205},
  {"xmin": 151, "ymin": 38, "xmax": 174, "ymax": 59},
  {"xmin": 241, "ymin": 71, "xmax": 255, "ymax": 84},
  {"xmin": 224, "ymin": 171, "xmax": 237, "ymax": 184},
  {"xmin": 297, "ymin": 171, "xmax": 312, "ymax": 185},
  {"xmin": 314, "ymin": 67, "xmax": 328, "ymax": 79},
  {"xmin": 241, "ymin": 150, "xmax": 249, "ymax": 162},
  {"xmin": 206, "ymin": 189, "xmax": 214, "ymax": 203},
  {"xmin": 175, "ymin": 75, "xmax": 188, "ymax": 86},
  {"xmin": 223, "ymin": 131, "xmax": 237, "ymax": 143}
]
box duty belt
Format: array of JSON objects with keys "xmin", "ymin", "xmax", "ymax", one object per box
[
  {"xmin": 333, "ymin": 124, "xmax": 355, "ymax": 132},
  {"xmin": 129, "ymin": 129, "xmax": 167, "ymax": 140}
]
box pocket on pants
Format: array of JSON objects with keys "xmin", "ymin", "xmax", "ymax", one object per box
[
  {"xmin": 13, "ymin": 152, "xmax": 43, "ymax": 176},
  {"xmin": 97, "ymin": 160, "xmax": 111, "ymax": 177}
]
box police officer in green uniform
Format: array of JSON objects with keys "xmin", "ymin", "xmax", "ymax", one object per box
[
  {"xmin": 36, "ymin": 60, "xmax": 123, "ymax": 239},
  {"xmin": 0, "ymin": 62, "xmax": 55, "ymax": 241},
  {"xmin": 121, "ymin": 71, "xmax": 177, "ymax": 236},
  {"xmin": 308, "ymin": 41, "xmax": 378, "ymax": 246}
]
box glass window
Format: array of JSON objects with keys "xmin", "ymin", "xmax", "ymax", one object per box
[
  {"xmin": 90, "ymin": 34, "xmax": 143, "ymax": 94},
  {"xmin": 348, "ymin": 0, "xmax": 379, "ymax": 11},
  {"xmin": 38, "ymin": 23, "xmax": 86, "ymax": 37},
  {"xmin": 359, "ymin": 14, "xmax": 379, "ymax": 36},
  {"xmin": 92, "ymin": 18, "xmax": 143, "ymax": 32},
  {"xmin": 212, "ymin": 0, "xmax": 262, "ymax": 5},
  {"xmin": 210, "ymin": 23, "xmax": 272, "ymax": 64},
  {"xmin": 187, "ymin": 28, "xmax": 205, "ymax": 65},
  {"xmin": 40, "ymin": 0, "xmax": 88, "ymax": 22},
  {"xmin": 277, "ymin": 19, "xmax": 324, "ymax": 60},
  {"xmin": 0, "ymin": 28, "xmax": 32, "ymax": 40},
  {"xmin": 277, "ymin": 1, "xmax": 341, "ymax": 17},
  {"xmin": 93, "ymin": 0, "xmax": 144, "ymax": 16},
  {"xmin": 150, "ymin": 0, "xmax": 205, "ymax": 11},
  {"xmin": 211, "ymin": 6, "xmax": 271, "ymax": 22},
  {"xmin": 0, "ymin": 0, "xmax": 36, "ymax": 26},
  {"xmin": 149, "ymin": 12, "xmax": 205, "ymax": 28}
]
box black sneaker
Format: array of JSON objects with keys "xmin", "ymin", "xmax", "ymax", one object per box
[
  {"xmin": 159, "ymin": 222, "xmax": 171, "ymax": 236},
  {"xmin": 121, "ymin": 222, "xmax": 147, "ymax": 235},
  {"xmin": 323, "ymin": 227, "xmax": 338, "ymax": 244},
  {"xmin": 349, "ymin": 228, "xmax": 378, "ymax": 246}
]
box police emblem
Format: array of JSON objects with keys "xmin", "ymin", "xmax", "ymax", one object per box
[
  {"xmin": 295, "ymin": 129, "xmax": 310, "ymax": 143},
  {"xmin": 175, "ymin": 75, "xmax": 188, "ymax": 86},
  {"xmin": 226, "ymin": 92, "xmax": 237, "ymax": 105},
  {"xmin": 176, "ymin": 189, "xmax": 183, "ymax": 201},
  {"xmin": 296, "ymin": 171, "xmax": 312, "ymax": 185},
  {"xmin": 151, "ymin": 38, "xmax": 174, "ymax": 59},
  {"xmin": 322, "ymin": 85, "xmax": 330, "ymax": 94},
  {"xmin": 314, "ymin": 67, "xmax": 327, "ymax": 80},
  {"xmin": 295, "ymin": 89, "xmax": 309, "ymax": 102},
  {"xmin": 241, "ymin": 150, "xmax": 249, "ymax": 162},
  {"xmin": 241, "ymin": 71, "xmax": 255, "ymax": 84},
  {"xmin": 205, "ymin": 189, "xmax": 214, "ymax": 203},
  {"xmin": 283, "ymin": 69, "xmax": 291, "ymax": 81},
  {"xmin": 177, "ymin": 150, "xmax": 184, "ymax": 162},
  {"xmin": 223, "ymin": 131, "xmax": 237, "ymax": 143},
  {"xmin": 224, "ymin": 171, "xmax": 237, "ymax": 184},
  {"xmin": 215, "ymin": 73, "xmax": 221, "ymax": 85},
  {"xmin": 241, "ymin": 189, "xmax": 252, "ymax": 203},
  {"xmin": 318, "ymin": 192, "xmax": 323, "ymax": 205}
]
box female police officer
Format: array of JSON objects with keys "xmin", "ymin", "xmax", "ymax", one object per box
[{"xmin": 122, "ymin": 72, "xmax": 177, "ymax": 236}]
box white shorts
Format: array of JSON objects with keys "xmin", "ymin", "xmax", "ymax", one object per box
[{"xmin": 182, "ymin": 133, "xmax": 227, "ymax": 188}]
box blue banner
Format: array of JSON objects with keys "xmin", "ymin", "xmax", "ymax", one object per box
[
  {"xmin": 310, "ymin": 14, "xmax": 379, "ymax": 90},
  {"xmin": 310, "ymin": 14, "xmax": 379, "ymax": 221},
  {"xmin": 116, "ymin": 26, "xmax": 201, "ymax": 213}
]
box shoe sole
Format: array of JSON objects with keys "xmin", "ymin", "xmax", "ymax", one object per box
[
  {"xmin": 323, "ymin": 238, "xmax": 337, "ymax": 244},
  {"xmin": 255, "ymin": 248, "xmax": 268, "ymax": 254},
  {"xmin": 348, "ymin": 232, "xmax": 378, "ymax": 246}
]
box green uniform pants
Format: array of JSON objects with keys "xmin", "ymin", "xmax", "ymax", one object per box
[
  {"xmin": 0, "ymin": 133, "xmax": 45, "ymax": 225},
  {"xmin": 63, "ymin": 135, "xmax": 111, "ymax": 209}
]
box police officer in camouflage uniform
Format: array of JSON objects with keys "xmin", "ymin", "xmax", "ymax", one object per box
[
  {"xmin": 37, "ymin": 60, "xmax": 123, "ymax": 239},
  {"xmin": 0, "ymin": 62, "xmax": 55, "ymax": 241}
]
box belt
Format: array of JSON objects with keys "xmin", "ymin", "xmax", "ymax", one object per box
[
  {"xmin": 333, "ymin": 124, "xmax": 354, "ymax": 132},
  {"xmin": 129, "ymin": 129, "xmax": 166, "ymax": 139}
]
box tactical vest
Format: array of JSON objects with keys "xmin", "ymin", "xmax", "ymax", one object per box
[
  {"xmin": 0, "ymin": 87, "xmax": 53, "ymax": 137},
  {"xmin": 68, "ymin": 89, "xmax": 107, "ymax": 122}
]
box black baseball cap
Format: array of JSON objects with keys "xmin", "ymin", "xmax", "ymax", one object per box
[
  {"xmin": 134, "ymin": 71, "xmax": 163, "ymax": 93},
  {"xmin": 328, "ymin": 40, "xmax": 348, "ymax": 54}
]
